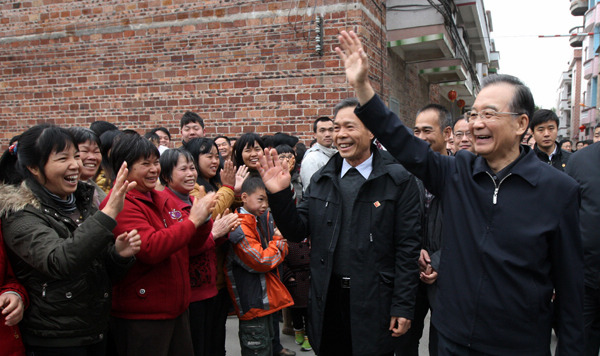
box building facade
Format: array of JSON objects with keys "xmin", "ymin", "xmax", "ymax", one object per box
[{"xmin": 0, "ymin": 0, "xmax": 498, "ymax": 148}]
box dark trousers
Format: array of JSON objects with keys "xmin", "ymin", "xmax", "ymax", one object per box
[
  {"xmin": 437, "ymin": 332, "xmax": 492, "ymax": 356},
  {"xmin": 584, "ymin": 285, "xmax": 600, "ymax": 356},
  {"xmin": 213, "ymin": 288, "xmax": 232, "ymax": 356},
  {"xmin": 272, "ymin": 311, "xmax": 284, "ymax": 354},
  {"xmin": 239, "ymin": 314, "xmax": 274, "ymax": 356},
  {"xmin": 319, "ymin": 276, "xmax": 353, "ymax": 356},
  {"xmin": 395, "ymin": 282, "xmax": 437, "ymax": 356},
  {"xmin": 190, "ymin": 295, "xmax": 220, "ymax": 356},
  {"xmin": 26, "ymin": 340, "xmax": 106, "ymax": 356},
  {"xmin": 111, "ymin": 310, "xmax": 193, "ymax": 356},
  {"xmin": 291, "ymin": 307, "xmax": 308, "ymax": 330}
]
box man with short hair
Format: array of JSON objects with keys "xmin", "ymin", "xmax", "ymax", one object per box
[
  {"xmin": 257, "ymin": 98, "xmax": 422, "ymax": 356},
  {"xmin": 530, "ymin": 109, "xmax": 570, "ymax": 171},
  {"xmin": 336, "ymin": 30, "xmax": 583, "ymax": 355},
  {"xmin": 180, "ymin": 111, "xmax": 205, "ymax": 145},
  {"xmin": 453, "ymin": 118, "xmax": 474, "ymax": 153},
  {"xmin": 215, "ymin": 135, "xmax": 233, "ymax": 160},
  {"xmin": 594, "ymin": 123, "xmax": 600, "ymax": 143},
  {"xmin": 396, "ymin": 103, "xmax": 451, "ymax": 356},
  {"xmin": 299, "ymin": 116, "xmax": 337, "ymax": 191}
]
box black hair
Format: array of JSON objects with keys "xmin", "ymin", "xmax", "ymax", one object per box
[
  {"xmin": 90, "ymin": 121, "xmax": 118, "ymax": 137},
  {"xmin": 159, "ymin": 148, "xmax": 195, "ymax": 186},
  {"xmin": 262, "ymin": 135, "xmax": 274, "ymax": 148},
  {"xmin": 481, "ymin": 74, "xmax": 535, "ymax": 121},
  {"xmin": 214, "ymin": 135, "xmax": 230, "ymax": 144},
  {"xmin": 144, "ymin": 131, "xmax": 160, "ymax": 145},
  {"xmin": 241, "ymin": 176, "xmax": 266, "ymax": 195},
  {"xmin": 559, "ymin": 139, "xmax": 572, "ymax": 150},
  {"xmin": 180, "ymin": 111, "xmax": 205, "ymax": 129},
  {"xmin": 294, "ymin": 142, "xmax": 307, "ymax": 163},
  {"xmin": 122, "ymin": 129, "xmax": 139, "ymax": 136},
  {"xmin": 333, "ymin": 98, "xmax": 360, "ymax": 119},
  {"xmin": 109, "ymin": 133, "xmax": 160, "ymax": 182},
  {"xmin": 98, "ymin": 130, "xmax": 123, "ymax": 184},
  {"xmin": 595, "ymin": 122, "xmax": 600, "ymax": 130},
  {"xmin": 234, "ymin": 133, "xmax": 265, "ymax": 169},
  {"xmin": 69, "ymin": 127, "xmax": 101, "ymax": 147},
  {"xmin": 0, "ymin": 124, "xmax": 74, "ymax": 185},
  {"xmin": 313, "ymin": 116, "xmax": 333, "ymax": 133},
  {"xmin": 417, "ymin": 103, "xmax": 453, "ymax": 130},
  {"xmin": 275, "ymin": 144, "xmax": 297, "ymax": 172},
  {"xmin": 185, "ymin": 137, "xmax": 221, "ymax": 191},
  {"xmin": 150, "ymin": 127, "xmax": 171, "ymax": 140},
  {"xmin": 271, "ymin": 132, "xmax": 299, "ymax": 148},
  {"xmin": 529, "ymin": 109, "xmax": 559, "ymax": 131}
]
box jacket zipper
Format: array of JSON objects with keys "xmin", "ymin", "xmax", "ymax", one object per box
[
  {"xmin": 486, "ymin": 172, "xmax": 512, "ymax": 205},
  {"xmin": 42, "ymin": 282, "xmax": 47, "ymax": 298}
]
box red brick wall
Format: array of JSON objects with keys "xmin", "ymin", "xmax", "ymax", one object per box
[{"xmin": 0, "ymin": 0, "xmax": 437, "ymax": 149}]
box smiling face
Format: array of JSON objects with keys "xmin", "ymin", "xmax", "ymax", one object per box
[
  {"xmin": 155, "ymin": 130, "xmax": 170, "ymax": 147},
  {"xmin": 29, "ymin": 144, "xmax": 80, "ymax": 200},
  {"xmin": 453, "ymin": 119, "xmax": 474, "ymax": 153},
  {"xmin": 180, "ymin": 122, "xmax": 204, "ymax": 143},
  {"xmin": 198, "ymin": 145, "xmax": 220, "ymax": 180},
  {"xmin": 333, "ymin": 106, "xmax": 373, "ymax": 166},
  {"xmin": 167, "ymin": 155, "xmax": 198, "ymax": 195},
  {"xmin": 215, "ymin": 137, "xmax": 232, "ymax": 159},
  {"xmin": 128, "ymin": 154, "xmax": 161, "ymax": 193},
  {"xmin": 469, "ymin": 83, "xmax": 529, "ymax": 171},
  {"xmin": 242, "ymin": 142, "xmax": 263, "ymax": 170},
  {"xmin": 77, "ymin": 140, "xmax": 102, "ymax": 181},
  {"xmin": 414, "ymin": 109, "xmax": 449, "ymax": 154}
]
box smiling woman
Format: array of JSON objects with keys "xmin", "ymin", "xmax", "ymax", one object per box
[{"xmin": 0, "ymin": 124, "xmax": 140, "ymax": 355}]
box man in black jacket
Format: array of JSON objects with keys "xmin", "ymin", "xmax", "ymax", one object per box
[
  {"xmin": 335, "ymin": 30, "xmax": 583, "ymax": 355},
  {"xmin": 566, "ymin": 142, "xmax": 600, "ymax": 356},
  {"xmin": 530, "ymin": 109, "xmax": 571, "ymax": 171},
  {"xmin": 257, "ymin": 98, "xmax": 422, "ymax": 356}
]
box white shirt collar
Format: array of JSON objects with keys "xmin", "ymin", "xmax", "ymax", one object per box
[{"xmin": 340, "ymin": 153, "xmax": 374, "ymax": 179}]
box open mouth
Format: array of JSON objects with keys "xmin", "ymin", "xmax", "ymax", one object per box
[{"xmin": 65, "ymin": 174, "xmax": 79, "ymax": 184}]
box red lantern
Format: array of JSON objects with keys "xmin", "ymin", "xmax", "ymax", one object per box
[
  {"xmin": 457, "ymin": 99, "xmax": 466, "ymax": 109},
  {"xmin": 448, "ymin": 90, "xmax": 457, "ymax": 102},
  {"xmin": 579, "ymin": 125, "xmax": 586, "ymax": 132}
]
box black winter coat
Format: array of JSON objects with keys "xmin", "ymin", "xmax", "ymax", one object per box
[
  {"xmin": 533, "ymin": 142, "xmax": 571, "ymax": 171},
  {"xmin": 0, "ymin": 180, "xmax": 134, "ymax": 348},
  {"xmin": 268, "ymin": 148, "xmax": 421, "ymax": 356}
]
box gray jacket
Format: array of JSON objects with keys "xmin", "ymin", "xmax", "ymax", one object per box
[{"xmin": 300, "ymin": 143, "xmax": 337, "ymax": 191}]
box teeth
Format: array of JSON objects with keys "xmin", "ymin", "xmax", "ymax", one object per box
[
  {"xmin": 83, "ymin": 164, "xmax": 96, "ymax": 168},
  {"xmin": 65, "ymin": 175, "xmax": 78, "ymax": 182}
]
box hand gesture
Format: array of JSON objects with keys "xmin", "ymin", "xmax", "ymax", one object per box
[
  {"xmin": 0, "ymin": 292, "xmax": 24, "ymax": 326},
  {"xmin": 256, "ymin": 148, "xmax": 291, "ymax": 194},
  {"xmin": 220, "ymin": 160, "xmax": 236, "ymax": 187},
  {"xmin": 115, "ymin": 229, "xmax": 142, "ymax": 258},
  {"xmin": 389, "ymin": 317, "xmax": 411, "ymax": 337},
  {"xmin": 211, "ymin": 209, "xmax": 241, "ymax": 239},
  {"xmin": 101, "ymin": 162, "xmax": 137, "ymax": 219},
  {"xmin": 335, "ymin": 30, "xmax": 370, "ymax": 89},
  {"xmin": 234, "ymin": 165, "xmax": 250, "ymax": 195},
  {"xmin": 189, "ymin": 191, "xmax": 217, "ymax": 228}
]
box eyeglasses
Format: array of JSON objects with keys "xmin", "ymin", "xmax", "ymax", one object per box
[
  {"xmin": 278, "ymin": 154, "xmax": 294, "ymax": 161},
  {"xmin": 465, "ymin": 109, "xmax": 523, "ymax": 123},
  {"xmin": 454, "ymin": 131, "xmax": 472, "ymax": 139}
]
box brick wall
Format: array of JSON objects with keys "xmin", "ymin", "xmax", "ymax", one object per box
[{"xmin": 0, "ymin": 0, "xmax": 438, "ymax": 149}]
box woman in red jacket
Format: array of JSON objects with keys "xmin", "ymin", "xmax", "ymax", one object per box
[
  {"xmin": 101, "ymin": 134, "xmax": 217, "ymax": 356},
  {"xmin": 0, "ymin": 224, "xmax": 27, "ymax": 356}
]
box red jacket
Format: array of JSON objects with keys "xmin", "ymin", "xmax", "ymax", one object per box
[
  {"xmin": 161, "ymin": 188, "xmax": 217, "ymax": 302},
  {"xmin": 100, "ymin": 188, "xmax": 211, "ymax": 320},
  {"xmin": 225, "ymin": 211, "xmax": 293, "ymax": 321},
  {"xmin": 0, "ymin": 223, "xmax": 27, "ymax": 356}
]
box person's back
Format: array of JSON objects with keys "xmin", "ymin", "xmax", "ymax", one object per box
[{"xmin": 225, "ymin": 177, "xmax": 293, "ymax": 356}]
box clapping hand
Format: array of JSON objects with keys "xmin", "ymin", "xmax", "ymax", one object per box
[{"xmin": 256, "ymin": 148, "xmax": 291, "ymax": 194}]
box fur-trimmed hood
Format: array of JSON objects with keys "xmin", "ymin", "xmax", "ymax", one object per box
[{"xmin": 0, "ymin": 181, "xmax": 40, "ymax": 217}]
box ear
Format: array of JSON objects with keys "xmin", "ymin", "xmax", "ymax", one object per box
[
  {"xmin": 27, "ymin": 166, "xmax": 43, "ymax": 182},
  {"xmin": 241, "ymin": 192, "xmax": 248, "ymax": 203},
  {"xmin": 367, "ymin": 129, "xmax": 374, "ymax": 141},
  {"xmin": 443, "ymin": 126, "xmax": 453, "ymax": 142},
  {"xmin": 515, "ymin": 114, "xmax": 529, "ymax": 137}
]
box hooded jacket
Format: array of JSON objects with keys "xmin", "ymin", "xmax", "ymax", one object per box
[{"xmin": 0, "ymin": 181, "xmax": 133, "ymax": 348}]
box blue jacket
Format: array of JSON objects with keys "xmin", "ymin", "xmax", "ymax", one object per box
[{"xmin": 355, "ymin": 95, "xmax": 584, "ymax": 355}]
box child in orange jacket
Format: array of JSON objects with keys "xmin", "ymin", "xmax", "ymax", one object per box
[{"xmin": 225, "ymin": 177, "xmax": 293, "ymax": 356}]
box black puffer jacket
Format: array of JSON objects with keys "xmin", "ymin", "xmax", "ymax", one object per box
[
  {"xmin": 533, "ymin": 142, "xmax": 571, "ymax": 171},
  {"xmin": 0, "ymin": 180, "xmax": 134, "ymax": 348}
]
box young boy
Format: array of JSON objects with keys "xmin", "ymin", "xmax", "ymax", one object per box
[{"xmin": 225, "ymin": 177, "xmax": 293, "ymax": 356}]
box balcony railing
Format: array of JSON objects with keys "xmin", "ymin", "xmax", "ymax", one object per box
[{"xmin": 571, "ymin": 0, "xmax": 589, "ymax": 16}]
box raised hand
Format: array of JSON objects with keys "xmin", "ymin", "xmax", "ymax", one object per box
[
  {"xmin": 234, "ymin": 164, "xmax": 250, "ymax": 195},
  {"xmin": 189, "ymin": 191, "xmax": 217, "ymax": 228},
  {"xmin": 101, "ymin": 162, "xmax": 137, "ymax": 219},
  {"xmin": 115, "ymin": 229, "xmax": 142, "ymax": 258},
  {"xmin": 335, "ymin": 30, "xmax": 375, "ymax": 104},
  {"xmin": 256, "ymin": 148, "xmax": 291, "ymax": 194},
  {"xmin": 220, "ymin": 160, "xmax": 236, "ymax": 187},
  {"xmin": 212, "ymin": 209, "xmax": 242, "ymax": 239}
]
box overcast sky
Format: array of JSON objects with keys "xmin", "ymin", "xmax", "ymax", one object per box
[{"xmin": 484, "ymin": 0, "xmax": 583, "ymax": 109}]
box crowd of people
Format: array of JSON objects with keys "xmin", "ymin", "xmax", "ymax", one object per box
[{"xmin": 0, "ymin": 30, "xmax": 599, "ymax": 356}]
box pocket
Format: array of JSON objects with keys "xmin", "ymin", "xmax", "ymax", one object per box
[{"xmin": 239, "ymin": 318, "xmax": 270, "ymax": 353}]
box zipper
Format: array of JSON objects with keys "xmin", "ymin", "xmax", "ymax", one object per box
[
  {"xmin": 42, "ymin": 282, "xmax": 47, "ymax": 298},
  {"xmin": 486, "ymin": 172, "xmax": 512, "ymax": 205},
  {"xmin": 369, "ymin": 233, "xmax": 373, "ymax": 242}
]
